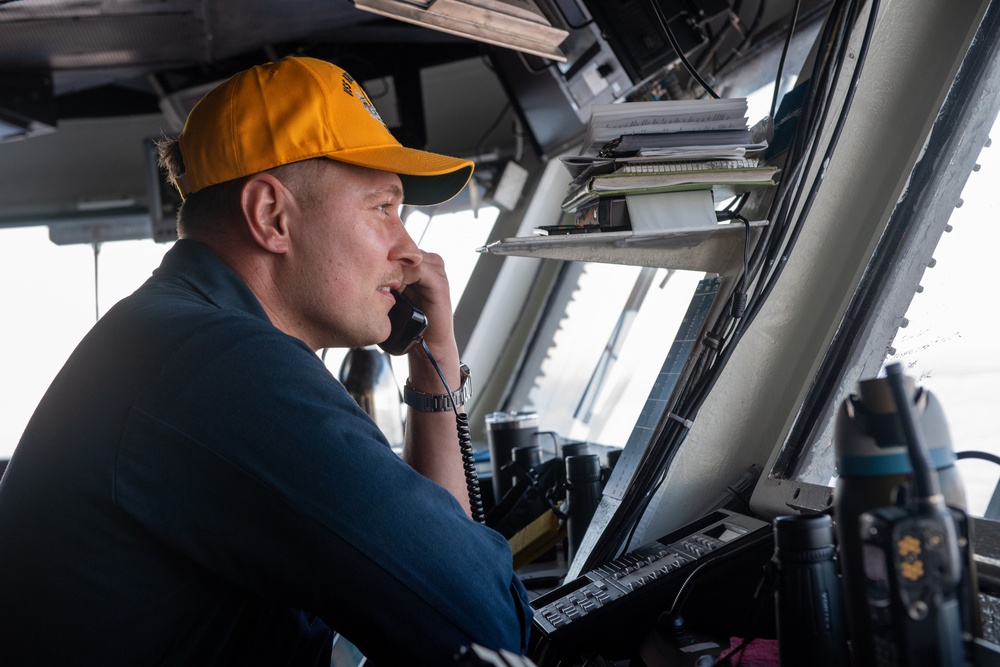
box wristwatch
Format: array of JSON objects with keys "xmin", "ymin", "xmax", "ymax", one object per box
[{"xmin": 404, "ymin": 363, "xmax": 472, "ymax": 412}]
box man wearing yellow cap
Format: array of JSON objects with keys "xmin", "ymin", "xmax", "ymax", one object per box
[{"xmin": 0, "ymin": 57, "xmax": 532, "ymax": 666}]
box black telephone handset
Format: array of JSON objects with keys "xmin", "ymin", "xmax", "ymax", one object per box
[
  {"xmin": 379, "ymin": 290, "xmax": 428, "ymax": 356},
  {"xmin": 378, "ymin": 289, "xmax": 485, "ymax": 522}
]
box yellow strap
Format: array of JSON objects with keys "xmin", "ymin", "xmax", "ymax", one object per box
[{"xmin": 509, "ymin": 509, "xmax": 566, "ymax": 570}]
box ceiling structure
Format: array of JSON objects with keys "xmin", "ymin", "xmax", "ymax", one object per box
[
  {"xmin": 0, "ymin": 0, "xmax": 484, "ymax": 120},
  {"xmin": 0, "ymin": 0, "xmax": 520, "ymax": 238},
  {"xmin": 0, "ymin": 0, "xmax": 820, "ymax": 241}
]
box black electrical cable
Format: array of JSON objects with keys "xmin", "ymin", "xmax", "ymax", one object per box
[
  {"xmin": 781, "ymin": 0, "xmax": 1000, "ymax": 479},
  {"xmin": 715, "ymin": 0, "xmax": 768, "ymax": 75},
  {"xmin": 648, "ymin": 0, "xmax": 720, "ymax": 98},
  {"xmin": 727, "ymin": 0, "xmax": 859, "ymax": 338},
  {"xmin": 750, "ymin": 0, "xmax": 847, "ymax": 271},
  {"xmin": 693, "ymin": 0, "xmax": 876, "ymax": 437},
  {"xmin": 586, "ymin": 268, "xmax": 753, "ymax": 561},
  {"xmin": 886, "ymin": 362, "xmax": 940, "ymax": 503},
  {"xmin": 714, "ymin": 572, "xmax": 774, "ymax": 666},
  {"xmin": 730, "ymin": 214, "xmax": 751, "ymax": 318},
  {"xmin": 720, "ymin": 9, "xmax": 833, "ymax": 314},
  {"xmin": 702, "ymin": 0, "xmax": 874, "ymax": 508},
  {"xmin": 419, "ymin": 338, "xmax": 486, "ymax": 523},
  {"xmin": 689, "ymin": 4, "xmax": 753, "ymax": 92},
  {"xmin": 476, "ymin": 101, "xmax": 513, "ymax": 160},
  {"xmin": 738, "ymin": 0, "xmax": 877, "ymax": 336},
  {"xmin": 759, "ymin": 0, "xmax": 844, "ymax": 215},
  {"xmin": 716, "ymin": 201, "xmax": 751, "ymax": 318},
  {"xmin": 514, "ymin": 50, "xmax": 555, "ymax": 75},
  {"xmin": 665, "ymin": 530, "xmax": 768, "ymax": 623},
  {"xmin": 578, "ymin": 0, "xmax": 878, "ymax": 569},
  {"xmin": 586, "ymin": 0, "xmax": 835, "ymax": 565},
  {"xmin": 783, "ymin": 0, "xmax": 848, "ymax": 167},
  {"xmin": 692, "ymin": 15, "xmax": 727, "ymax": 75},
  {"xmin": 957, "ymin": 450, "xmax": 1000, "ymax": 467},
  {"xmin": 769, "ymin": 0, "xmax": 802, "ymax": 125},
  {"xmin": 680, "ymin": 0, "xmax": 876, "ymax": 464}
]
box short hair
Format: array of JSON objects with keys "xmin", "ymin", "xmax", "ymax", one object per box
[
  {"xmin": 156, "ymin": 137, "xmax": 248, "ymax": 238},
  {"xmin": 155, "ymin": 137, "xmax": 322, "ymax": 239}
]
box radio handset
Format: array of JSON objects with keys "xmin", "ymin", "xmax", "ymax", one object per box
[
  {"xmin": 378, "ymin": 290, "xmax": 428, "ymax": 356},
  {"xmin": 378, "ymin": 290, "xmax": 485, "ymax": 523}
]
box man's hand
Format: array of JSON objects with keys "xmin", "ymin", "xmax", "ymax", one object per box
[{"xmin": 398, "ymin": 250, "xmax": 471, "ymax": 516}]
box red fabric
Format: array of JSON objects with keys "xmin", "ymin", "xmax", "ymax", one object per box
[{"xmin": 714, "ymin": 637, "xmax": 779, "ymax": 666}]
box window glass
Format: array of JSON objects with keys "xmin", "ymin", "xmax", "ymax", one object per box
[
  {"xmin": 787, "ymin": 110, "xmax": 1000, "ymax": 517},
  {"xmin": 403, "ymin": 206, "xmax": 500, "ymax": 301},
  {"xmin": 883, "ymin": 111, "xmax": 1000, "ymax": 517},
  {"xmin": 1, "ymin": 205, "xmax": 497, "ymax": 461},
  {"xmin": 0, "ymin": 229, "xmax": 172, "ymax": 459},
  {"xmin": 511, "ymin": 262, "xmax": 703, "ymax": 449}
]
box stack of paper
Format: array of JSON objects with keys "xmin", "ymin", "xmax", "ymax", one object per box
[
  {"xmin": 557, "ymin": 98, "xmax": 779, "ymax": 216},
  {"xmin": 579, "ymin": 98, "xmax": 751, "ymax": 156}
]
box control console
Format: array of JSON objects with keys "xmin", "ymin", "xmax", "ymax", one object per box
[{"xmin": 530, "ymin": 510, "xmax": 770, "ymax": 655}]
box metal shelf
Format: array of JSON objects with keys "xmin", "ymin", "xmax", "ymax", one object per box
[{"xmin": 477, "ymin": 220, "xmax": 768, "ymax": 274}]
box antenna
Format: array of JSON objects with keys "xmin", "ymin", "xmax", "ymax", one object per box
[
  {"xmin": 884, "ymin": 361, "xmax": 942, "ymax": 507},
  {"xmin": 92, "ymin": 240, "xmax": 101, "ymax": 322}
]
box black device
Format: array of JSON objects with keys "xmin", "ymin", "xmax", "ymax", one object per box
[
  {"xmin": 376, "ymin": 290, "xmax": 486, "ymax": 523},
  {"xmin": 772, "ymin": 513, "xmax": 849, "ymax": 667},
  {"xmin": 635, "ymin": 611, "xmax": 727, "ymax": 667},
  {"xmin": 564, "ymin": 454, "xmax": 602, "ymax": 566},
  {"xmin": 856, "ymin": 363, "xmax": 974, "ymax": 666},
  {"xmin": 378, "ymin": 290, "xmax": 428, "ymax": 356},
  {"xmin": 529, "ymin": 510, "xmax": 769, "ymax": 657},
  {"xmin": 489, "ymin": 0, "xmax": 720, "ymax": 159}
]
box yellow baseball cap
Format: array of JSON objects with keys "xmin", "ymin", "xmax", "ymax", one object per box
[{"xmin": 175, "ymin": 56, "xmax": 474, "ymax": 206}]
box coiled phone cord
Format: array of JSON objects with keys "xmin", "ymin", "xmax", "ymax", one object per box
[
  {"xmin": 455, "ymin": 412, "xmax": 486, "ymax": 524},
  {"xmin": 420, "ymin": 339, "xmax": 486, "ymax": 524}
]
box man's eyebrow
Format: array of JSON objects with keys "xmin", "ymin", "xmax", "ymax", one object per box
[{"xmin": 368, "ymin": 183, "xmax": 404, "ymax": 200}]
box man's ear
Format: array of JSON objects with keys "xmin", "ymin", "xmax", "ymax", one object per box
[{"xmin": 240, "ymin": 173, "xmax": 293, "ymax": 254}]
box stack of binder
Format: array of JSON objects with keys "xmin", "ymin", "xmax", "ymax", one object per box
[{"xmin": 549, "ymin": 98, "xmax": 779, "ymax": 235}]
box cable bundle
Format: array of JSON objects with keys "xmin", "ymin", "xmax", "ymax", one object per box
[{"xmin": 576, "ymin": 0, "xmax": 881, "ymax": 572}]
